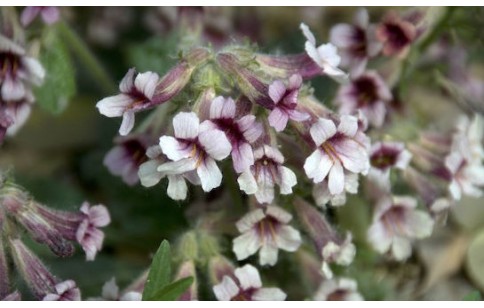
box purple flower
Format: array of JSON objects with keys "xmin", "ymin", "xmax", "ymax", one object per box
[
  {"xmin": 76, "ymin": 202, "xmax": 111, "ymax": 261},
  {"xmin": 213, "ymin": 264, "xmax": 286, "ymax": 301},
  {"xmin": 157, "ymin": 112, "xmax": 232, "ymax": 198},
  {"xmin": 42, "ymin": 280, "xmax": 81, "ymax": 301},
  {"xmin": 376, "ymin": 11, "xmax": 417, "ymax": 58},
  {"xmin": 367, "ymin": 195, "xmax": 434, "ymax": 261},
  {"xmin": 268, "ymin": 74, "xmax": 310, "ymax": 132},
  {"xmin": 336, "ymin": 71, "xmax": 392, "ymax": 127},
  {"xmin": 96, "ymin": 68, "xmax": 159, "ymax": 136},
  {"xmin": 313, "ymin": 277, "xmax": 363, "ymax": 301},
  {"xmin": 237, "ymin": 145, "xmax": 297, "ymax": 204},
  {"xmin": 103, "ymin": 134, "xmax": 151, "ymax": 186},
  {"xmin": 203, "ymin": 96, "xmax": 263, "ymax": 173},
  {"xmin": 233, "ymin": 206, "xmax": 301, "ymax": 266},
  {"xmin": 330, "ymin": 8, "xmax": 382, "ymax": 77},
  {"xmin": 300, "ymin": 23, "xmax": 348, "ymax": 84},
  {"xmin": 304, "ymin": 115, "xmax": 369, "ymax": 195},
  {"xmin": 368, "ymin": 141, "xmax": 412, "ymax": 189},
  {"xmin": 21, "ymin": 7, "xmax": 60, "ymax": 26},
  {"xmin": 0, "ymin": 35, "xmax": 45, "ymax": 101}
]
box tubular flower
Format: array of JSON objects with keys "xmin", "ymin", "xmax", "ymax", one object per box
[
  {"xmin": 300, "ymin": 23, "xmax": 348, "ymax": 84},
  {"xmin": 213, "ymin": 264, "xmax": 286, "ymax": 301},
  {"xmin": 375, "ymin": 11, "xmax": 418, "ymax": 58},
  {"xmin": 237, "ymin": 145, "xmax": 297, "ymax": 204},
  {"xmin": 233, "ymin": 205, "xmax": 302, "ymax": 266},
  {"xmin": 268, "ymin": 74, "xmax": 310, "ymax": 132},
  {"xmin": 330, "ymin": 8, "xmax": 382, "ymax": 77},
  {"xmin": 336, "ymin": 71, "xmax": 392, "ymax": 127},
  {"xmin": 203, "ymin": 96, "xmax": 263, "ymax": 173},
  {"xmin": 313, "ymin": 277, "xmax": 363, "ymax": 301},
  {"xmin": 368, "ymin": 141, "xmax": 412, "ymax": 190},
  {"xmin": 304, "ymin": 115, "xmax": 370, "ymax": 196},
  {"xmin": 158, "ymin": 112, "xmax": 232, "ymax": 196},
  {"xmin": 367, "ymin": 195, "xmax": 434, "ymax": 261}
]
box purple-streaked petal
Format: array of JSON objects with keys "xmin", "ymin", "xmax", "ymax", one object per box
[
  {"xmin": 119, "ymin": 69, "xmax": 136, "ymax": 93},
  {"xmin": 233, "ymin": 230, "xmax": 262, "ymax": 261},
  {"xmin": 338, "ymin": 115, "xmax": 358, "ymax": 137},
  {"xmin": 234, "ymin": 264, "xmax": 262, "ymax": 290},
  {"xmin": 210, "ymin": 96, "xmax": 236, "ymax": 119},
  {"xmin": 265, "ymin": 205, "xmax": 292, "ymax": 224},
  {"xmin": 300, "ymin": 23, "xmax": 316, "ymax": 46},
  {"xmin": 334, "ymin": 139, "xmax": 368, "ymax": 174},
  {"xmin": 173, "ymin": 112, "xmax": 199, "ymax": 140},
  {"xmin": 310, "ymin": 118, "xmax": 337, "ymax": 145},
  {"xmin": 197, "ymin": 158, "xmax": 223, "ymax": 192},
  {"xmin": 119, "ymin": 110, "xmax": 135, "ymax": 136},
  {"xmin": 96, "ymin": 94, "xmax": 132, "ymax": 117},
  {"xmin": 159, "ymin": 136, "xmax": 191, "ymax": 161},
  {"xmin": 268, "ymin": 80, "xmax": 286, "ymax": 103},
  {"xmin": 199, "ymin": 129, "xmax": 232, "ymax": 161},
  {"xmin": 328, "ymin": 163, "xmax": 345, "ymax": 195},
  {"xmin": 232, "ymin": 142, "xmax": 254, "ymax": 173},
  {"xmin": 268, "ymin": 108, "xmax": 289, "ymax": 132},
  {"xmin": 287, "ymin": 109, "xmax": 310, "ymax": 122},
  {"xmin": 213, "ymin": 277, "xmax": 239, "ymax": 301},
  {"xmin": 330, "ymin": 24, "xmax": 357, "ymax": 49},
  {"xmin": 237, "ymin": 115, "xmax": 263, "ymax": 143},
  {"xmin": 1, "ymin": 77, "xmax": 25, "ymax": 101},
  {"xmin": 134, "ymin": 71, "xmax": 159, "ymax": 99},
  {"xmin": 304, "ymin": 150, "xmax": 332, "ymax": 183},
  {"xmin": 237, "ymin": 170, "xmax": 258, "ymax": 194},
  {"xmin": 288, "ymin": 74, "xmax": 303, "ymax": 89},
  {"xmin": 236, "ymin": 209, "xmax": 265, "ymax": 232}
]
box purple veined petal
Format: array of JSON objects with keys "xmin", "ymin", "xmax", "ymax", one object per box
[
  {"xmin": 157, "ymin": 158, "xmax": 197, "ymax": 175},
  {"xmin": 310, "ymin": 118, "xmax": 337, "ymax": 145},
  {"xmin": 278, "ymin": 166, "xmax": 297, "ymax": 194},
  {"xmin": 233, "ymin": 230, "xmax": 262, "ymax": 261},
  {"xmin": 119, "ymin": 110, "xmax": 135, "ymax": 136},
  {"xmin": 119, "ymin": 68, "xmax": 136, "ymax": 93},
  {"xmin": 199, "ymin": 119, "xmax": 219, "ymax": 133},
  {"xmin": 1, "ymin": 76, "xmax": 26, "ymax": 101},
  {"xmin": 20, "ymin": 7, "xmax": 41, "ymax": 26},
  {"xmin": 198, "ymin": 129, "xmax": 232, "ymax": 161},
  {"xmin": 134, "ymin": 71, "xmax": 159, "ymax": 100},
  {"xmin": 173, "ymin": 112, "xmax": 200, "ymax": 140},
  {"xmin": 197, "ymin": 157, "xmax": 223, "ymax": 192},
  {"xmin": 367, "ymin": 220, "xmax": 392, "ymax": 254},
  {"xmin": 96, "ymin": 94, "xmax": 132, "ymax": 117},
  {"xmin": 328, "ymin": 162, "xmax": 345, "ymax": 195},
  {"xmin": 354, "ymin": 8, "xmax": 369, "ymax": 28},
  {"xmin": 334, "ymin": 139, "xmax": 368, "ymax": 174},
  {"xmin": 287, "ymin": 109, "xmax": 310, "ymax": 122},
  {"xmin": 237, "ymin": 170, "xmax": 258, "ymax": 194},
  {"xmin": 232, "ymin": 142, "xmax": 254, "ymax": 173},
  {"xmin": 238, "ymin": 115, "xmax": 263, "ymax": 143},
  {"xmin": 275, "ymin": 225, "xmax": 302, "ymax": 252},
  {"xmin": 262, "ymin": 145, "xmax": 285, "ymax": 164},
  {"xmin": 210, "ymin": 96, "xmax": 236, "ymax": 119},
  {"xmin": 338, "ymin": 115, "xmax": 358, "ymax": 137},
  {"xmin": 259, "ymin": 244, "xmax": 279, "ymax": 266},
  {"xmin": 304, "ymin": 149, "xmax": 332, "ymax": 183},
  {"xmin": 265, "ymin": 205, "xmax": 292, "ymax": 223},
  {"xmin": 236, "ymin": 209, "xmax": 265, "ymax": 232},
  {"xmin": 234, "ymin": 264, "xmax": 262, "ymax": 290},
  {"xmin": 268, "ymin": 80, "xmax": 287, "ymax": 103},
  {"xmin": 167, "ymin": 175, "xmax": 188, "ymax": 200},
  {"xmin": 252, "ymin": 288, "xmax": 287, "ymax": 301},
  {"xmin": 330, "ymin": 24, "xmax": 357, "ymax": 49},
  {"xmin": 300, "ymin": 23, "xmax": 316, "ymax": 46},
  {"xmin": 40, "ymin": 7, "xmax": 60, "ymax": 25},
  {"xmin": 22, "ymin": 57, "xmax": 45, "ymax": 85},
  {"xmin": 159, "ymin": 136, "xmax": 191, "ymax": 161},
  {"xmin": 213, "ymin": 276, "xmax": 239, "ymax": 301},
  {"xmin": 282, "ymin": 88, "xmax": 298, "ymax": 106},
  {"xmin": 364, "ymin": 100, "xmax": 386, "ymax": 127},
  {"xmin": 255, "ymin": 168, "xmax": 275, "ymax": 204},
  {"xmin": 268, "ymin": 107, "xmax": 289, "ymax": 132},
  {"xmin": 288, "ymin": 74, "xmax": 303, "ymax": 89},
  {"xmin": 86, "ymin": 205, "xmax": 110, "ymax": 227}
]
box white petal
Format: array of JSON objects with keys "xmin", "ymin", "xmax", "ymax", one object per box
[
  {"xmin": 234, "ymin": 264, "xmax": 262, "ymax": 290},
  {"xmin": 198, "ymin": 129, "xmax": 232, "ymax": 160},
  {"xmin": 300, "ymin": 23, "xmax": 316, "ymax": 45},
  {"xmin": 96, "ymin": 94, "xmax": 132, "ymax": 117},
  {"xmin": 159, "ymin": 136, "xmax": 191, "ymax": 161},
  {"xmin": 22, "ymin": 57, "xmax": 45, "ymax": 85},
  {"xmin": 173, "ymin": 112, "xmax": 199, "ymax": 140},
  {"xmin": 329, "ymin": 24, "xmax": 357, "ymax": 49},
  {"xmin": 238, "ymin": 170, "xmax": 258, "ymax": 194},
  {"xmin": 119, "ymin": 68, "xmax": 136, "ymax": 93},
  {"xmin": 259, "ymin": 244, "xmax": 279, "ymax": 266},
  {"xmin": 210, "ymin": 96, "xmax": 236, "ymax": 119},
  {"xmin": 305, "ymin": 41, "xmax": 322, "ymax": 66},
  {"xmin": 278, "ymin": 166, "xmax": 297, "ymax": 194},
  {"xmin": 255, "ymin": 169, "xmax": 275, "ymax": 204},
  {"xmin": 313, "ymin": 182, "xmax": 331, "ymax": 207},
  {"xmin": 101, "ymin": 278, "xmax": 119, "ymax": 300},
  {"xmin": 265, "ymin": 205, "xmax": 292, "ymax": 223},
  {"xmin": 391, "ymin": 236, "xmax": 412, "ymax": 261},
  {"xmin": 157, "ymin": 158, "xmax": 197, "ymax": 175},
  {"xmin": 167, "ymin": 175, "xmax": 188, "ymax": 200},
  {"xmin": 233, "ymin": 231, "xmax": 262, "ymax": 261},
  {"xmin": 328, "ymin": 163, "xmax": 345, "ymax": 195},
  {"xmin": 236, "ymin": 209, "xmax": 265, "ymax": 232},
  {"xmin": 304, "ymin": 150, "xmax": 333, "ymax": 183},
  {"xmin": 338, "ymin": 115, "xmax": 358, "ymax": 137},
  {"xmin": 238, "ymin": 115, "xmax": 263, "ymax": 143},
  {"xmin": 275, "ymin": 226, "xmax": 302, "ymax": 252},
  {"xmin": 322, "ymin": 64, "xmax": 349, "ymax": 84},
  {"xmin": 268, "ymin": 108, "xmax": 289, "ymax": 132},
  {"xmin": 134, "ymin": 71, "xmax": 159, "ymax": 99},
  {"xmin": 213, "ymin": 277, "xmax": 239, "ymax": 301},
  {"xmin": 232, "ymin": 143, "xmax": 254, "ymax": 173},
  {"xmin": 334, "ymin": 139, "xmax": 368, "ymax": 174},
  {"xmin": 367, "ymin": 221, "xmax": 392, "ymax": 254},
  {"xmin": 354, "ymin": 8, "xmax": 369, "ymax": 28},
  {"xmin": 406, "ymin": 210, "xmax": 434, "ymax": 239},
  {"xmin": 197, "ymin": 158, "xmax": 223, "ymax": 192},
  {"xmin": 119, "ymin": 110, "xmax": 135, "ymax": 136},
  {"xmin": 310, "ymin": 118, "xmax": 337, "ymax": 145},
  {"xmin": 268, "ymin": 80, "xmax": 286, "ymax": 103},
  {"xmin": 252, "ymin": 288, "xmax": 287, "ymax": 301},
  {"xmin": 138, "ymin": 160, "xmax": 164, "ymax": 187}
]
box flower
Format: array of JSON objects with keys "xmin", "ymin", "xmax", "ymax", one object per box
[
  {"xmin": 336, "ymin": 71, "xmax": 392, "ymax": 127},
  {"xmin": 312, "ymin": 172, "xmax": 359, "ymax": 207},
  {"xmin": 1, "ymin": 95, "xmax": 33, "ymax": 137},
  {"xmin": 96, "ymin": 68, "xmax": 159, "ymax": 136},
  {"xmin": 237, "ymin": 145, "xmax": 297, "ymax": 204},
  {"xmin": 158, "ymin": 112, "xmax": 232, "ymax": 196},
  {"xmin": 203, "ymin": 96, "xmax": 263, "ymax": 173},
  {"xmin": 21, "ymin": 7, "xmax": 60, "ymax": 26},
  {"xmin": 75, "ymin": 202, "xmax": 111, "ymax": 261},
  {"xmin": 367, "ymin": 195, "xmax": 434, "ymax": 261},
  {"xmin": 43, "ymin": 280, "xmax": 81, "ymax": 301},
  {"xmin": 90, "ymin": 278, "xmax": 142, "ymax": 301},
  {"xmin": 0, "ymin": 35, "xmax": 45, "ymax": 101},
  {"xmin": 213, "ymin": 264, "xmax": 286, "ymax": 301},
  {"xmin": 368, "ymin": 141, "xmax": 412, "ymax": 189},
  {"xmin": 233, "ymin": 205, "xmax": 302, "ymax": 266},
  {"xmin": 175, "ymin": 261, "xmax": 198, "ymax": 301},
  {"xmin": 304, "ymin": 115, "xmax": 369, "ymax": 196},
  {"xmin": 268, "ymin": 74, "xmax": 310, "ymax": 132},
  {"xmin": 313, "ymin": 277, "xmax": 363, "ymax": 301},
  {"xmin": 376, "ymin": 11, "xmax": 417, "ymax": 58},
  {"xmin": 300, "ymin": 23, "xmax": 348, "ymax": 84},
  {"xmin": 330, "ymin": 8, "xmax": 382, "ymax": 77}
]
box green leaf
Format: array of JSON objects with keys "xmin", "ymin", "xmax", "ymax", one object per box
[
  {"xmin": 463, "ymin": 291, "xmax": 481, "ymax": 301},
  {"xmin": 34, "ymin": 25, "xmax": 76, "ymax": 114},
  {"xmin": 126, "ymin": 34, "xmax": 178, "ymax": 74},
  {"xmin": 145, "ymin": 277, "xmax": 193, "ymax": 301},
  {"xmin": 142, "ymin": 240, "xmax": 172, "ymax": 301}
]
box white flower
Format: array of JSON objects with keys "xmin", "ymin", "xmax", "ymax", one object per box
[
  {"xmin": 304, "ymin": 115, "xmax": 369, "ymax": 196},
  {"xmin": 313, "ymin": 277, "xmax": 363, "ymax": 301},
  {"xmin": 367, "ymin": 195, "xmax": 434, "ymax": 261},
  {"xmin": 237, "ymin": 145, "xmax": 297, "ymax": 204},
  {"xmin": 213, "ymin": 264, "xmax": 286, "ymax": 301},
  {"xmin": 368, "ymin": 141, "xmax": 412, "ymax": 190},
  {"xmin": 320, "ymin": 233, "xmax": 356, "ymax": 279},
  {"xmin": 300, "ymin": 23, "xmax": 348, "ymax": 84},
  {"xmin": 313, "ymin": 172, "xmax": 359, "ymax": 207},
  {"xmin": 233, "ymin": 206, "xmax": 302, "ymax": 266}
]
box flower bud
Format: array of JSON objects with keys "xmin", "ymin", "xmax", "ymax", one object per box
[
  {"xmin": 0, "ymin": 238, "xmax": 10, "ymax": 299},
  {"xmin": 177, "ymin": 231, "xmax": 199, "ymax": 262},
  {"xmin": 255, "ymin": 53, "xmax": 321, "ymax": 80},
  {"xmin": 207, "ymin": 255, "xmax": 235, "ymax": 286},
  {"xmin": 175, "ymin": 260, "xmax": 197, "ymax": 301}
]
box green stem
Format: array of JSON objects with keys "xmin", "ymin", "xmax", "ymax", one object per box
[{"xmin": 57, "ymin": 22, "xmax": 116, "ymax": 94}]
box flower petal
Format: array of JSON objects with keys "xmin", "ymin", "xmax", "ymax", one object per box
[
  {"xmin": 259, "ymin": 244, "xmax": 279, "ymax": 266},
  {"xmin": 198, "ymin": 129, "xmax": 232, "ymax": 160},
  {"xmin": 96, "ymin": 94, "xmax": 132, "ymax": 117},
  {"xmin": 197, "ymin": 158, "xmax": 223, "ymax": 192},
  {"xmin": 268, "ymin": 108, "xmax": 289, "ymax": 132},
  {"xmin": 328, "ymin": 162, "xmax": 345, "ymax": 195},
  {"xmin": 233, "ymin": 231, "xmax": 262, "ymax": 261},
  {"xmin": 210, "ymin": 96, "xmax": 236, "ymax": 119},
  {"xmin": 167, "ymin": 175, "xmax": 188, "ymax": 200},
  {"xmin": 310, "ymin": 118, "xmax": 337, "ymax": 145},
  {"xmin": 268, "ymin": 80, "xmax": 286, "ymax": 103},
  {"xmin": 119, "ymin": 110, "xmax": 135, "ymax": 136},
  {"xmin": 134, "ymin": 71, "xmax": 159, "ymax": 99},
  {"xmin": 213, "ymin": 276, "xmax": 239, "ymax": 301},
  {"xmin": 173, "ymin": 112, "xmax": 199, "ymax": 140},
  {"xmin": 234, "ymin": 264, "xmax": 262, "ymax": 290},
  {"xmin": 238, "ymin": 170, "xmax": 258, "ymax": 194},
  {"xmin": 252, "ymin": 288, "xmax": 287, "ymax": 301}
]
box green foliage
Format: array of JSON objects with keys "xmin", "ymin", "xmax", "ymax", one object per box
[
  {"xmin": 142, "ymin": 240, "xmax": 193, "ymax": 301},
  {"xmin": 34, "ymin": 25, "xmax": 76, "ymax": 115},
  {"xmin": 462, "ymin": 291, "xmax": 481, "ymax": 301}
]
